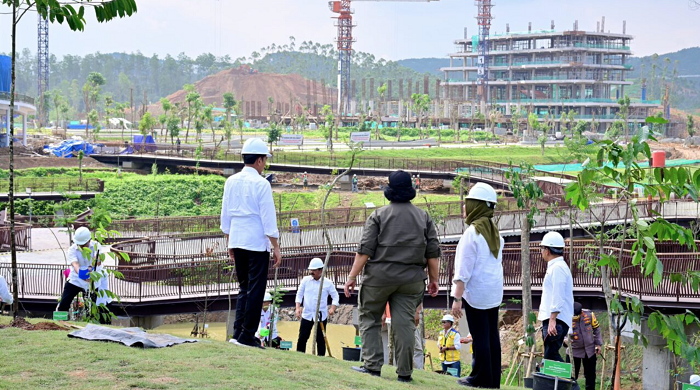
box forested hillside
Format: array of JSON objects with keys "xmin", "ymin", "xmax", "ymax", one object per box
[{"xmin": 5, "ymin": 38, "xmax": 431, "ymax": 118}]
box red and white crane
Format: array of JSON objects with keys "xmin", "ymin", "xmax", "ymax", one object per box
[{"xmin": 328, "ymin": 0, "xmax": 439, "ymax": 116}]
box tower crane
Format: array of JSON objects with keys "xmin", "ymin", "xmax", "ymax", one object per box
[{"xmin": 328, "ymin": 0, "xmax": 439, "ymax": 117}]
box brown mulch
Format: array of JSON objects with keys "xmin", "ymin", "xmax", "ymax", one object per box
[{"xmin": 0, "ymin": 317, "xmax": 69, "ymax": 331}]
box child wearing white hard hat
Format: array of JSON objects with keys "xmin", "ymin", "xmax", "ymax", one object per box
[{"xmin": 253, "ymin": 291, "xmax": 282, "ymax": 348}]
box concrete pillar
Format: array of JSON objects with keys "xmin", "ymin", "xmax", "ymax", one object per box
[
  {"xmin": 640, "ymin": 318, "xmax": 695, "ymax": 390},
  {"xmin": 112, "ymin": 315, "xmax": 165, "ymax": 330},
  {"xmin": 22, "ymin": 114, "xmax": 27, "ymax": 146}
]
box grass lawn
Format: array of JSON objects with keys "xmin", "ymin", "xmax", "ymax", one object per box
[
  {"xmin": 0, "ymin": 316, "xmax": 525, "ymax": 390},
  {"xmin": 277, "ymin": 144, "xmax": 594, "ymax": 166}
]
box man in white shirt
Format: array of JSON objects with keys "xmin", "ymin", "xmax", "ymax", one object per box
[
  {"xmin": 0, "ymin": 275, "xmax": 13, "ymax": 306},
  {"xmin": 221, "ymin": 138, "xmax": 282, "ymax": 349},
  {"xmin": 538, "ymin": 231, "xmax": 574, "ymax": 362},
  {"xmin": 56, "ymin": 227, "xmax": 101, "ymax": 312},
  {"xmin": 295, "ymin": 258, "xmax": 339, "ymax": 356}
]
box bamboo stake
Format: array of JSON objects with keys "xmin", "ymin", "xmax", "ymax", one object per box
[
  {"xmin": 505, "ymin": 344, "xmax": 523, "ymax": 384},
  {"xmin": 600, "ymin": 345, "xmax": 608, "ymax": 390},
  {"xmin": 525, "ymin": 342, "xmax": 537, "ymax": 378}
]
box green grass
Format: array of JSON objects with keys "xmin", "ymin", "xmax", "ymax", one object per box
[
  {"xmin": 277, "ymin": 144, "xmax": 594, "ymax": 166},
  {"xmin": 0, "ymin": 316, "xmax": 524, "ymax": 390},
  {"xmin": 0, "ymin": 168, "xmax": 463, "ymax": 219}
]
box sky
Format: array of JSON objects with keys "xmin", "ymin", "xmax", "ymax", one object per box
[{"xmin": 1, "ymin": 0, "xmax": 699, "ymax": 61}]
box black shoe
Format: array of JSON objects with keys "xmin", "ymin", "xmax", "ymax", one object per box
[
  {"xmin": 457, "ymin": 377, "xmax": 478, "ymax": 387},
  {"xmin": 351, "ymin": 366, "xmax": 381, "ymax": 377},
  {"xmin": 398, "ymin": 375, "xmax": 412, "ymax": 383}
]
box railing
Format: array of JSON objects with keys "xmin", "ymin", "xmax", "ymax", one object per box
[
  {"xmin": 0, "ymin": 91, "xmax": 35, "ymax": 106},
  {"xmin": 0, "ymin": 223, "xmax": 30, "ymax": 252},
  {"xmin": 0, "ymin": 178, "xmax": 104, "ymax": 193},
  {"xmin": 4, "ymin": 239, "xmax": 700, "ymax": 304}
]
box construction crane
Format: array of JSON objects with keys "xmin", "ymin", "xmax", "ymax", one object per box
[
  {"xmin": 475, "ymin": 0, "xmax": 493, "ymax": 107},
  {"xmin": 37, "ymin": 14, "xmax": 49, "ymax": 126},
  {"xmin": 328, "ymin": 0, "xmax": 439, "ymax": 117}
]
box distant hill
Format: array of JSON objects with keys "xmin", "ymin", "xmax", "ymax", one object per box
[
  {"xmin": 628, "ymin": 47, "xmax": 700, "ymax": 78},
  {"xmin": 397, "ymin": 58, "xmax": 449, "ymax": 77}
]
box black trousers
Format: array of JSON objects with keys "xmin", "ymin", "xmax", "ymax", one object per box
[
  {"xmin": 297, "ymin": 317, "xmax": 328, "ymax": 356},
  {"xmin": 463, "ymin": 299, "xmax": 501, "ymax": 389},
  {"xmin": 56, "ymin": 281, "xmax": 85, "ymax": 312},
  {"xmin": 232, "ymin": 248, "xmax": 270, "ymax": 346},
  {"xmin": 574, "ymin": 355, "xmax": 597, "ymax": 390},
  {"xmin": 542, "ymin": 319, "xmax": 569, "ymax": 362},
  {"xmin": 56, "ymin": 282, "xmax": 113, "ymax": 324}
]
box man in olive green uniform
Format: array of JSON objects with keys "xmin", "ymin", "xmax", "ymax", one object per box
[{"xmin": 344, "ymin": 170, "xmax": 441, "ymax": 383}]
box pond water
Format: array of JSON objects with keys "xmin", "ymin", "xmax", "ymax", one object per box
[{"xmin": 156, "ymin": 321, "xmax": 443, "ymax": 360}]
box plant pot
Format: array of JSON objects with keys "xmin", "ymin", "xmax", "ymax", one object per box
[
  {"xmin": 342, "ymin": 347, "xmax": 361, "ymax": 361},
  {"xmin": 524, "ymin": 377, "xmax": 534, "ymax": 388},
  {"xmin": 532, "ymin": 373, "xmax": 574, "ymax": 390}
]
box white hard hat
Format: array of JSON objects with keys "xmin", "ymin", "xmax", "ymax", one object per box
[
  {"xmin": 73, "ymin": 227, "xmax": 91, "ymax": 245},
  {"xmin": 541, "ymin": 231, "xmax": 566, "ymax": 248},
  {"xmin": 441, "ymin": 314, "xmax": 455, "ymax": 323},
  {"xmin": 241, "ymin": 138, "xmax": 271, "ymax": 157},
  {"xmin": 263, "ymin": 292, "xmax": 272, "ymax": 302},
  {"xmin": 691, "ymin": 375, "xmax": 700, "ymax": 385},
  {"xmin": 466, "ymin": 182, "xmax": 498, "ymax": 205},
  {"xmin": 308, "ymin": 258, "xmax": 324, "ymax": 270}
]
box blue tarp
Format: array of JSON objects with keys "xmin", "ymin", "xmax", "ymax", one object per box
[
  {"xmin": 67, "ymin": 123, "xmax": 95, "ymax": 130},
  {"xmin": 132, "ymin": 135, "xmax": 157, "ymax": 152},
  {"xmin": 0, "ymin": 55, "xmax": 10, "ymax": 93},
  {"xmin": 45, "ymin": 139, "xmax": 95, "ymax": 158}
]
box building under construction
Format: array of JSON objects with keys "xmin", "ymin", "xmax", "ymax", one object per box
[{"xmin": 440, "ymin": 18, "xmax": 661, "ymax": 133}]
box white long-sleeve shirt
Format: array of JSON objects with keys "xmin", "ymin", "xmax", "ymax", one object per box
[
  {"xmin": 67, "ymin": 242, "xmax": 102, "ymax": 290},
  {"xmin": 295, "ymin": 275, "xmax": 340, "ymax": 321},
  {"xmin": 0, "ymin": 276, "xmax": 13, "ymax": 305},
  {"xmin": 538, "ymin": 257, "xmax": 574, "ymax": 329},
  {"xmin": 220, "ymin": 166, "xmax": 279, "ymax": 252},
  {"xmin": 452, "ymin": 225, "xmax": 504, "ymax": 310}
]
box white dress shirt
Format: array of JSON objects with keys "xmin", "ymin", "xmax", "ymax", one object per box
[
  {"xmin": 295, "ymin": 275, "xmax": 340, "ymax": 321},
  {"xmin": 220, "ymin": 166, "xmax": 279, "ymax": 252},
  {"xmin": 0, "ymin": 276, "xmax": 13, "ymax": 305},
  {"xmin": 452, "ymin": 225, "xmax": 504, "ymax": 310},
  {"xmin": 67, "ymin": 242, "xmax": 102, "ymax": 291},
  {"xmin": 538, "ymin": 256, "xmax": 574, "ymax": 329},
  {"xmin": 255, "ymin": 307, "xmax": 279, "ymax": 340}
]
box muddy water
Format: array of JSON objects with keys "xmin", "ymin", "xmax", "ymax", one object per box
[{"xmin": 156, "ymin": 321, "xmax": 442, "ymax": 360}]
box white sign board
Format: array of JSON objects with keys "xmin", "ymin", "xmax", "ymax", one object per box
[
  {"xmin": 280, "ymin": 134, "xmax": 304, "ymax": 146},
  {"xmin": 477, "ymin": 56, "xmax": 485, "ymax": 65},
  {"xmin": 290, "ymin": 218, "xmax": 300, "ymax": 233},
  {"xmin": 350, "ymin": 132, "xmax": 371, "ymax": 143}
]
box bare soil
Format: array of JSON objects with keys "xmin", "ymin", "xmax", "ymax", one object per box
[
  {"xmin": 147, "ymin": 67, "xmax": 335, "ymax": 116},
  {"xmin": 0, "ymin": 316, "xmax": 69, "ymax": 331},
  {"xmin": 0, "ymin": 156, "xmax": 109, "ymax": 170}
]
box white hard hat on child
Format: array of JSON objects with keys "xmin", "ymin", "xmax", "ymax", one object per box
[
  {"xmin": 690, "ymin": 375, "xmax": 700, "ymax": 385},
  {"xmin": 441, "ymin": 314, "xmax": 455, "ymax": 323},
  {"xmin": 466, "ymin": 182, "xmax": 498, "ymax": 204},
  {"xmin": 541, "ymin": 231, "xmax": 566, "ymax": 248},
  {"xmin": 264, "ymin": 292, "xmax": 272, "ymax": 302},
  {"xmin": 308, "ymin": 258, "xmax": 324, "ymax": 270},
  {"xmin": 241, "ymin": 138, "xmax": 271, "ymax": 157},
  {"xmin": 73, "ymin": 227, "xmax": 91, "ymax": 245}
]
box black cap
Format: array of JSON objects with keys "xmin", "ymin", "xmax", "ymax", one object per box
[
  {"xmin": 574, "ymin": 302, "xmax": 582, "ymax": 316},
  {"xmin": 388, "ymin": 170, "xmax": 412, "ymax": 190}
]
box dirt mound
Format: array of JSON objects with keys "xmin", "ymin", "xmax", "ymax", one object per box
[
  {"xmin": 1, "ymin": 317, "xmax": 69, "ymax": 331},
  {"xmin": 148, "ymin": 67, "xmax": 336, "ymax": 116}
]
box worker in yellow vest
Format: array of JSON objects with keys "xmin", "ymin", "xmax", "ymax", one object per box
[{"xmin": 438, "ymin": 314, "xmax": 462, "ymax": 377}]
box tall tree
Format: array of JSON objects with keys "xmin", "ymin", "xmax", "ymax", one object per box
[
  {"xmin": 2, "ymin": 0, "xmax": 137, "ymax": 319},
  {"xmin": 183, "ymin": 84, "xmax": 199, "ymax": 142},
  {"xmin": 82, "ymin": 71, "xmax": 106, "ymax": 138},
  {"xmin": 222, "ymin": 93, "xmax": 236, "ymax": 124}
]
